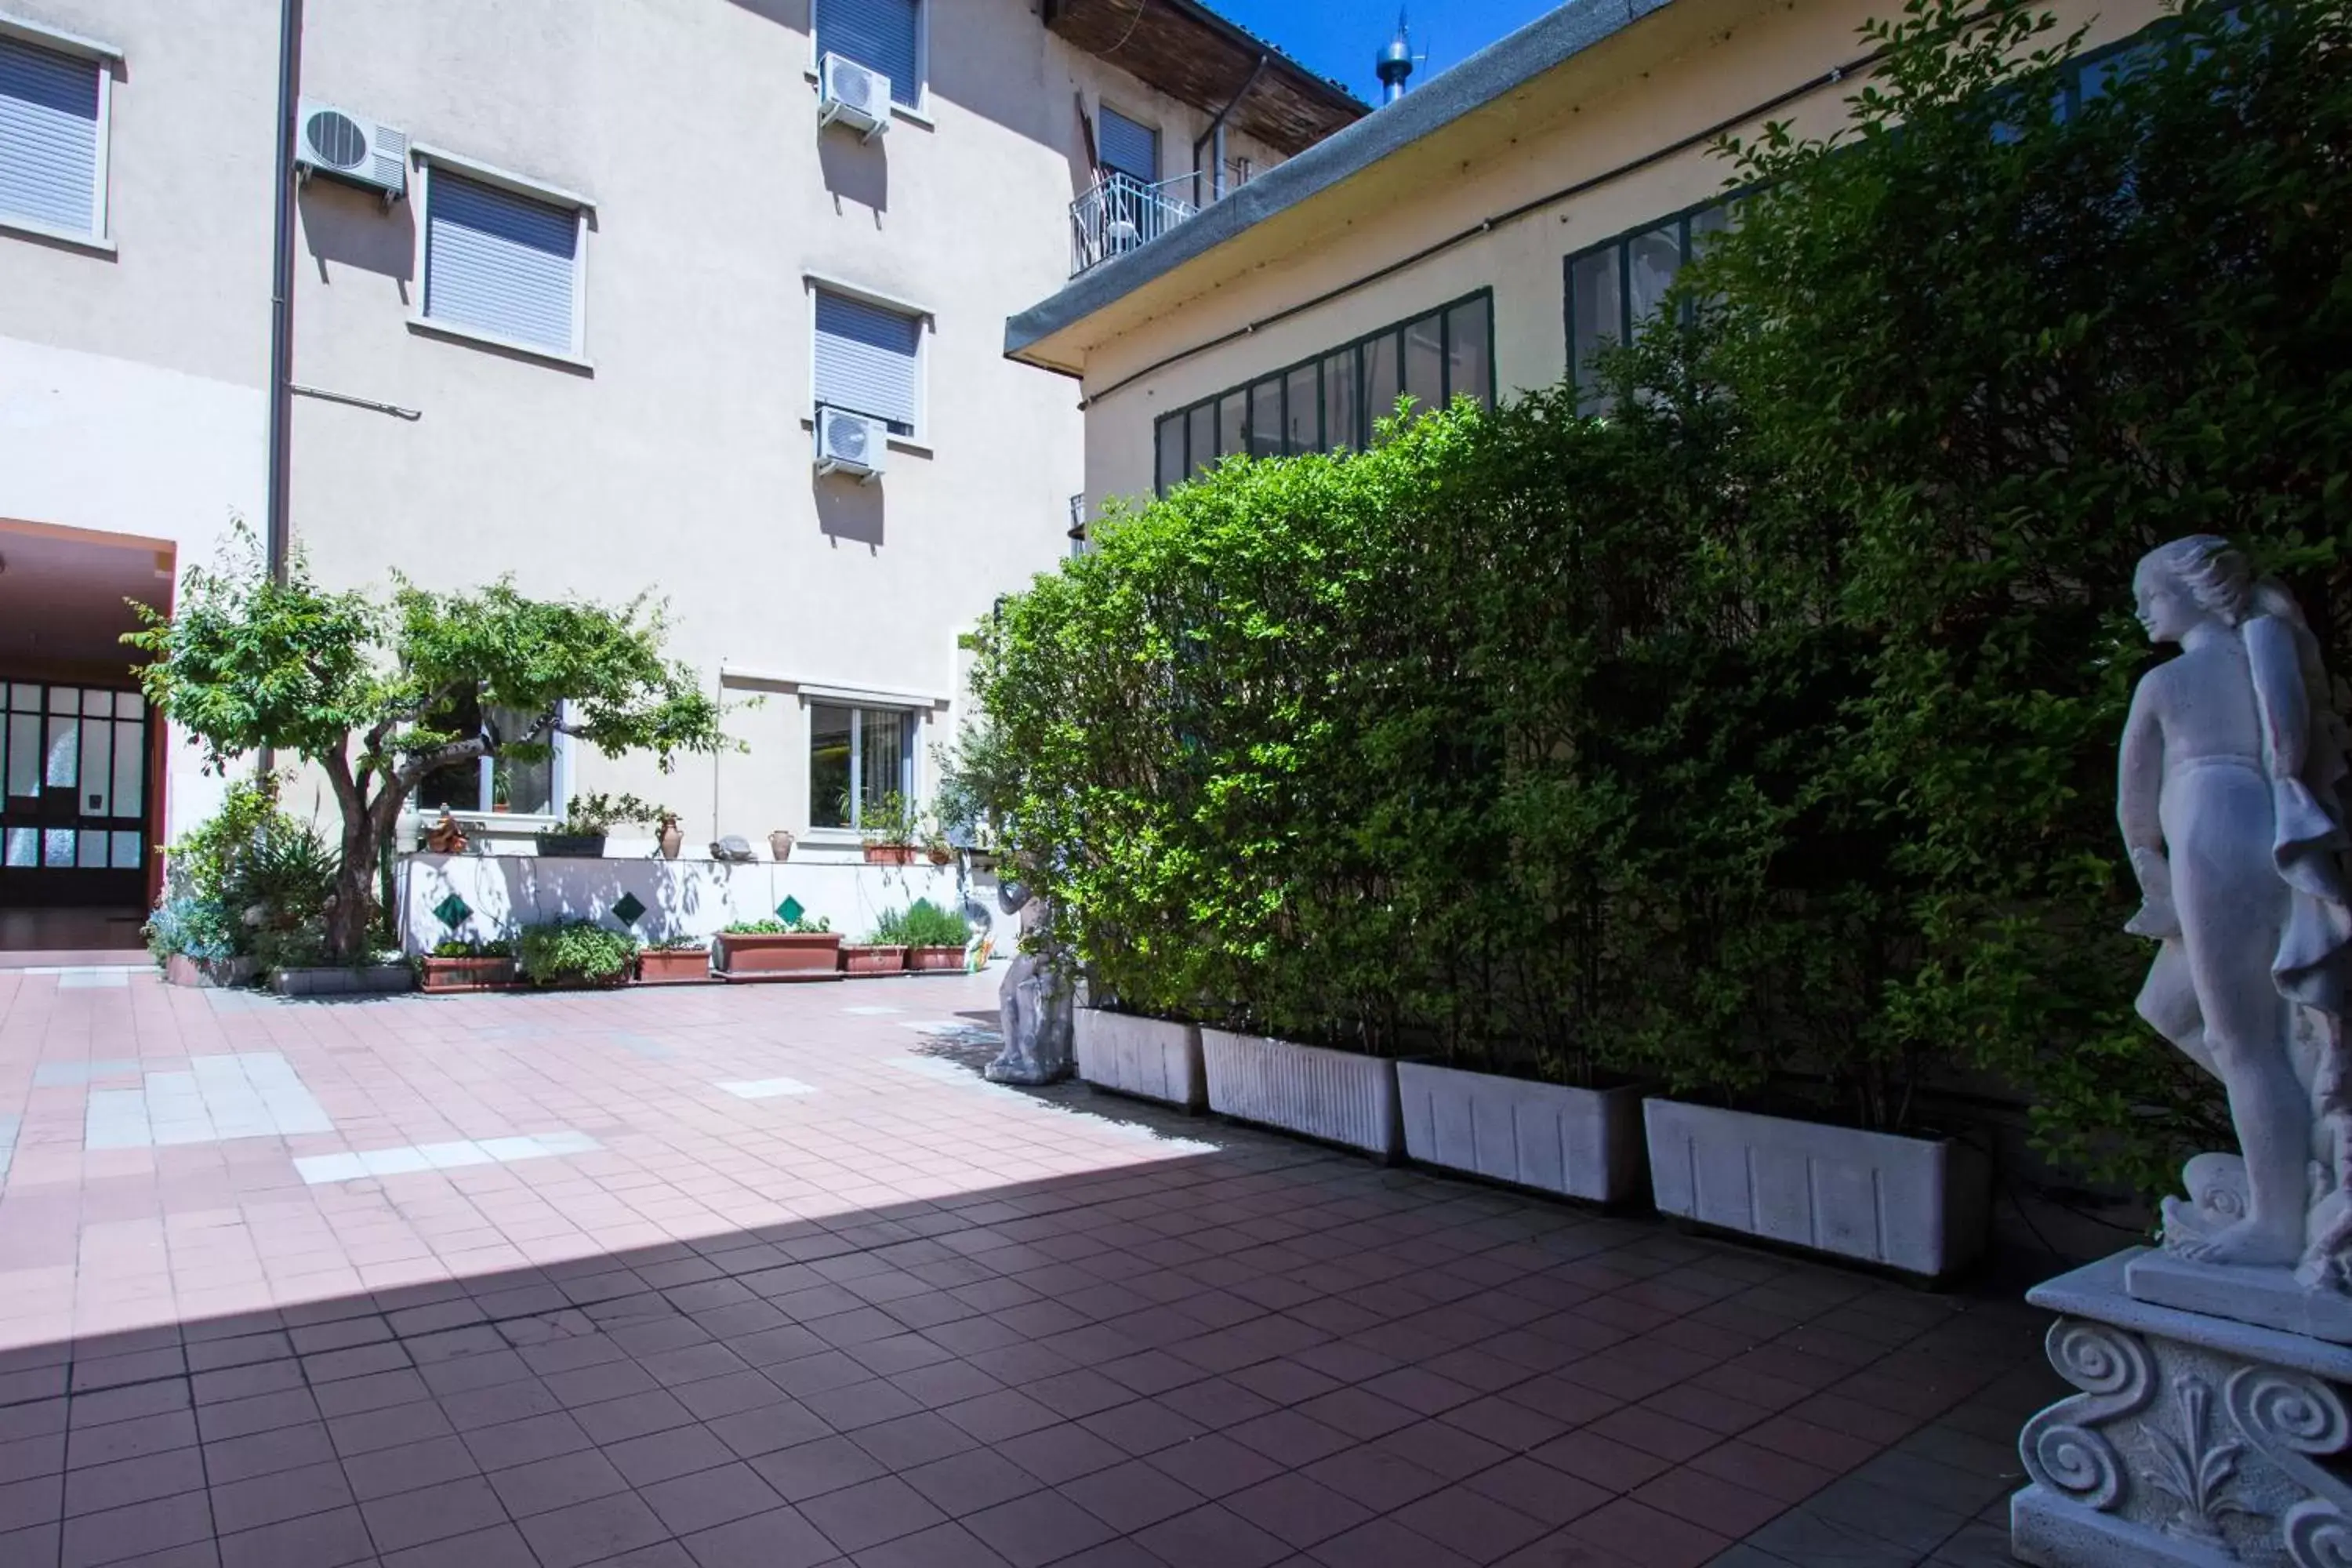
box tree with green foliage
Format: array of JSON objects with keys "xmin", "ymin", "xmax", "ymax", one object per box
[{"xmin": 129, "ymin": 525, "xmax": 728, "ymax": 963}]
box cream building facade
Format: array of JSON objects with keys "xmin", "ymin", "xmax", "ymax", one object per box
[
  {"xmin": 0, "ymin": 0, "xmax": 1358, "ymax": 927},
  {"xmin": 1007, "ymin": 0, "xmax": 2172, "ymax": 515}
]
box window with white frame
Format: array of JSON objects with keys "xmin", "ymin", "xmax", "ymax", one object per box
[
  {"xmin": 815, "ymin": 0, "xmax": 923, "ymax": 111},
  {"xmin": 813, "ymin": 289, "xmax": 923, "ymax": 438},
  {"xmin": 419, "ymin": 165, "xmax": 586, "ymax": 359},
  {"xmin": 413, "ymin": 703, "xmax": 563, "ymax": 817},
  {"xmin": 0, "ymin": 25, "xmax": 111, "ymax": 242},
  {"xmin": 810, "ymin": 703, "xmax": 913, "ymax": 830}
]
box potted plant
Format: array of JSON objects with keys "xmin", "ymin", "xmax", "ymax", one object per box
[
  {"xmin": 837, "ymin": 931, "xmax": 908, "ymax": 975},
  {"xmin": 637, "ymin": 935, "xmax": 710, "ymax": 984},
  {"xmin": 515, "ymin": 919, "xmax": 637, "ymax": 989},
  {"xmin": 536, "ymin": 792, "xmax": 670, "ymax": 858},
  {"xmin": 853, "ymin": 790, "xmax": 922, "ymax": 866},
  {"xmin": 713, "ymin": 916, "xmax": 841, "ymax": 979},
  {"xmin": 419, "ymin": 937, "xmax": 517, "ymax": 992},
  {"xmin": 880, "ymin": 900, "xmax": 971, "ymax": 973},
  {"xmin": 1393, "ymin": 1041, "xmax": 1648, "ymax": 1207}
]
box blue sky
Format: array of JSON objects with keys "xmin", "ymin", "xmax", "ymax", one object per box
[{"xmin": 1211, "ymin": 1, "xmax": 1562, "ymax": 103}]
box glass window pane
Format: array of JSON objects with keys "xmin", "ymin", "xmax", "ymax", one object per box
[
  {"xmin": 1446, "ymin": 296, "xmax": 1492, "ymax": 410},
  {"xmin": 82, "ymin": 720, "xmax": 111, "ymax": 816},
  {"xmin": 1217, "ymin": 391, "xmax": 1244, "ymax": 463},
  {"xmin": 1628, "ymin": 226, "xmax": 1682, "ymax": 335},
  {"xmin": 1689, "ymin": 203, "xmax": 1731, "ymax": 255},
  {"xmin": 1363, "ymin": 332, "xmax": 1400, "ymax": 437},
  {"xmin": 7, "ymin": 684, "xmax": 36, "ymax": 712},
  {"xmin": 112, "ymin": 830, "xmax": 141, "ymax": 869},
  {"xmin": 45, "ymin": 714, "xmax": 77, "ymax": 788},
  {"xmin": 415, "ymin": 761, "xmax": 481, "ymax": 812},
  {"xmin": 1322, "ymin": 350, "xmax": 1358, "ymax": 452},
  {"xmin": 5, "ymin": 713, "xmax": 34, "ymax": 797},
  {"xmin": 1187, "ymin": 404, "xmax": 1215, "ymax": 478},
  {"xmin": 115, "ymin": 691, "xmax": 143, "ymax": 719},
  {"xmin": 811, "ymin": 703, "xmax": 852, "ymax": 829},
  {"xmin": 77, "ymin": 830, "xmax": 105, "ymax": 868},
  {"xmin": 82, "ymin": 689, "xmax": 110, "ymax": 716},
  {"xmin": 1403, "ymin": 314, "xmax": 1444, "ymax": 419},
  {"xmin": 1247, "ymin": 378, "xmax": 1283, "ymax": 459},
  {"xmin": 1569, "ymin": 247, "xmax": 1621, "ymax": 409},
  {"xmin": 43, "ymin": 828, "xmax": 73, "ymax": 866},
  {"xmin": 4, "ymin": 826, "xmax": 33, "ymax": 866},
  {"xmin": 489, "ymin": 709, "xmax": 553, "ymax": 814},
  {"xmin": 1283, "ymin": 363, "xmax": 1318, "ymax": 455},
  {"xmin": 858, "ymin": 708, "xmax": 909, "ymax": 819},
  {"xmin": 48, "ymin": 686, "xmax": 78, "ymax": 713},
  {"xmin": 112, "ymin": 721, "xmax": 143, "ymax": 819},
  {"xmin": 1156, "ymin": 416, "xmax": 1185, "ymax": 494}
]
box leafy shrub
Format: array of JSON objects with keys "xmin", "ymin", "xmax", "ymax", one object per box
[
  {"xmin": 429, "ymin": 938, "xmax": 513, "ymax": 958},
  {"xmin": 964, "ymin": 0, "xmax": 2347, "ymax": 1195},
  {"xmin": 646, "ymin": 935, "xmax": 709, "ymax": 952},
  {"xmin": 557, "ymin": 792, "xmax": 674, "ymax": 834},
  {"xmin": 515, "ymin": 920, "xmax": 637, "ymax": 986},
  {"xmin": 146, "ymin": 776, "xmax": 337, "ymax": 967},
  {"xmin": 870, "ymin": 901, "xmax": 970, "ymax": 948},
  {"xmin": 721, "ymin": 916, "xmax": 831, "ymax": 935},
  {"xmin": 144, "ymin": 894, "xmax": 238, "ymax": 965}
]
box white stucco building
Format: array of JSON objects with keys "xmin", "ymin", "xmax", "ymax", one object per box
[{"xmin": 0, "ymin": 0, "xmax": 1360, "ymax": 935}]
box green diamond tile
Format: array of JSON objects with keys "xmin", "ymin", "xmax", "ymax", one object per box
[
  {"xmin": 776, "ymin": 896, "xmax": 805, "ymax": 924},
  {"xmin": 433, "ymin": 894, "xmax": 470, "ymax": 928},
  {"xmin": 612, "ymin": 891, "xmax": 647, "ymax": 924}
]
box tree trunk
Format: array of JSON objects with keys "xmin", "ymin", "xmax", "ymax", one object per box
[{"xmin": 327, "ymin": 820, "xmax": 381, "ymax": 964}]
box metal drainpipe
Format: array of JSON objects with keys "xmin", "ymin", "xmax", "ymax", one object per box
[{"xmin": 263, "ymin": 0, "xmax": 303, "ymax": 587}]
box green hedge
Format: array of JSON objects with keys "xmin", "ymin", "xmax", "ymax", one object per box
[{"xmin": 960, "ymin": 0, "xmax": 2350, "ymax": 1194}]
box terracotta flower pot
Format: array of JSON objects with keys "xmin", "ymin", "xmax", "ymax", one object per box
[
  {"xmin": 713, "ymin": 931, "xmax": 841, "ymax": 980},
  {"xmin": 862, "ymin": 844, "xmax": 919, "ymax": 866},
  {"xmin": 769, "ymin": 830, "xmax": 795, "ymax": 862},
  {"xmin": 419, "ymin": 955, "xmax": 517, "ymax": 993},
  {"xmin": 905, "ymin": 946, "xmax": 967, "ymax": 973},
  {"xmin": 658, "ymin": 823, "xmax": 683, "ymax": 860},
  {"xmin": 839, "ymin": 944, "xmax": 907, "ymax": 975},
  {"xmin": 637, "ymin": 947, "xmax": 710, "ymax": 984}
]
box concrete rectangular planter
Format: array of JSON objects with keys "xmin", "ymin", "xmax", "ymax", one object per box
[
  {"xmin": 713, "ymin": 931, "xmax": 842, "ymax": 980},
  {"xmin": 271, "ymin": 964, "xmax": 415, "ymax": 998},
  {"xmin": 635, "ymin": 948, "xmax": 710, "ymax": 985},
  {"xmin": 1075, "ymin": 1009, "xmax": 1205, "ymax": 1111},
  {"xmin": 839, "ymin": 944, "xmax": 907, "ymax": 976},
  {"xmin": 1200, "ymin": 1029, "xmax": 1400, "ymax": 1158},
  {"xmin": 1396, "ymin": 1061, "xmax": 1645, "ymax": 1204},
  {"xmin": 1642, "ymin": 1098, "xmax": 1991, "ymax": 1278},
  {"xmin": 905, "ymin": 946, "xmax": 967, "ymax": 973}
]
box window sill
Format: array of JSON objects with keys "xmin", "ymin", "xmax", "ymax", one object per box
[
  {"xmin": 405, "ymin": 811, "xmax": 562, "ymax": 832},
  {"xmin": 0, "ymin": 215, "xmax": 114, "ymax": 256},
  {"xmin": 407, "ymin": 316, "xmax": 594, "ymax": 374},
  {"xmin": 802, "ymin": 67, "xmax": 933, "ymax": 128}
]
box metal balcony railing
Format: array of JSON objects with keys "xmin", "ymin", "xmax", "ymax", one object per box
[{"xmin": 1069, "ymin": 172, "xmax": 1197, "ymax": 278}]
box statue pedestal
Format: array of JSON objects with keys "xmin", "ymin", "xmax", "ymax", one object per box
[
  {"xmin": 2127, "ymin": 1251, "xmax": 2352, "ymax": 1344},
  {"xmin": 2013, "ymin": 1249, "xmax": 2352, "ymax": 1566}
]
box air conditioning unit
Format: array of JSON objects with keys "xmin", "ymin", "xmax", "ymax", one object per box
[
  {"xmin": 294, "ymin": 99, "xmax": 408, "ymax": 201},
  {"xmin": 815, "ymin": 406, "xmax": 886, "ymax": 482},
  {"xmin": 817, "ymin": 53, "xmax": 892, "ymax": 141}
]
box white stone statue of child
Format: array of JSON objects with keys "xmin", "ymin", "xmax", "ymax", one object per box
[
  {"xmin": 2119, "ymin": 536, "xmax": 2352, "ymax": 1277},
  {"xmin": 985, "ymin": 879, "xmax": 1073, "ymax": 1086}
]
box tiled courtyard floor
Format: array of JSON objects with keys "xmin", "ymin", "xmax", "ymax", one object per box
[{"xmin": 0, "ymin": 965, "xmax": 2056, "ymax": 1567}]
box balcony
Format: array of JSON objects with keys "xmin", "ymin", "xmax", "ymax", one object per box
[{"xmin": 1069, "ymin": 172, "xmax": 1198, "ymax": 278}]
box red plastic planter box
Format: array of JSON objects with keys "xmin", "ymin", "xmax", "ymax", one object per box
[
  {"xmin": 637, "ymin": 948, "xmax": 711, "ymax": 984},
  {"xmin": 840, "ymin": 944, "xmax": 907, "ymax": 976},
  {"xmin": 713, "ymin": 931, "xmax": 842, "ymax": 980}
]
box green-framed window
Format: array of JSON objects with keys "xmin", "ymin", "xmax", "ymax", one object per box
[
  {"xmin": 1561, "ymin": 21, "xmax": 2170, "ymax": 413},
  {"xmin": 1152, "ymin": 289, "xmax": 1495, "ymax": 496}
]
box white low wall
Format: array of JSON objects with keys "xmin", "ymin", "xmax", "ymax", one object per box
[{"xmin": 397, "ymin": 852, "xmax": 1009, "ymax": 954}]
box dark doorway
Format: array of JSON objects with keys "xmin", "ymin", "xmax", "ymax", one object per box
[{"xmin": 0, "ymin": 681, "xmax": 154, "ymax": 909}]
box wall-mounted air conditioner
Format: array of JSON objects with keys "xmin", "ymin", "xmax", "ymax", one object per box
[
  {"xmin": 818, "ymin": 53, "xmax": 891, "ymax": 141},
  {"xmin": 294, "ymin": 99, "xmax": 408, "ymax": 201},
  {"xmin": 815, "ymin": 406, "xmax": 886, "ymax": 482}
]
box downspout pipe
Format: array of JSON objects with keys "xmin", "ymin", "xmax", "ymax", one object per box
[
  {"xmin": 1191, "ymin": 52, "xmax": 1269, "ymax": 205},
  {"xmin": 263, "ymin": 0, "xmax": 303, "ymax": 586}
]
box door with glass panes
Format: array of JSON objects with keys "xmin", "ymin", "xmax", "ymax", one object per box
[{"xmin": 0, "ymin": 683, "xmax": 152, "ymax": 906}]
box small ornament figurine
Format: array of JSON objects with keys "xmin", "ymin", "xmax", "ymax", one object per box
[{"xmin": 425, "ymin": 811, "xmax": 468, "ymax": 855}]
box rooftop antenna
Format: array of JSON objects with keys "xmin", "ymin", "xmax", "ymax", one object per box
[{"xmin": 1376, "ymin": 9, "xmax": 1414, "ymax": 104}]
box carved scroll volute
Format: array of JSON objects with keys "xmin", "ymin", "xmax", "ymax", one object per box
[
  {"xmin": 2021, "ymin": 1319, "xmax": 2158, "ymax": 1509},
  {"xmin": 2225, "ymin": 1366, "xmax": 2352, "ymax": 1566}
]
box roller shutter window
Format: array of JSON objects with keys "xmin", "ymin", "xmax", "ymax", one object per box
[
  {"xmin": 815, "ymin": 289, "xmax": 922, "ymax": 437},
  {"xmin": 1098, "ymin": 105, "xmax": 1158, "ymax": 186},
  {"xmin": 816, "ymin": 0, "xmax": 921, "ymax": 110},
  {"xmin": 0, "ymin": 34, "xmax": 103, "ymax": 237},
  {"xmin": 424, "ymin": 171, "xmax": 580, "ymax": 356}
]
